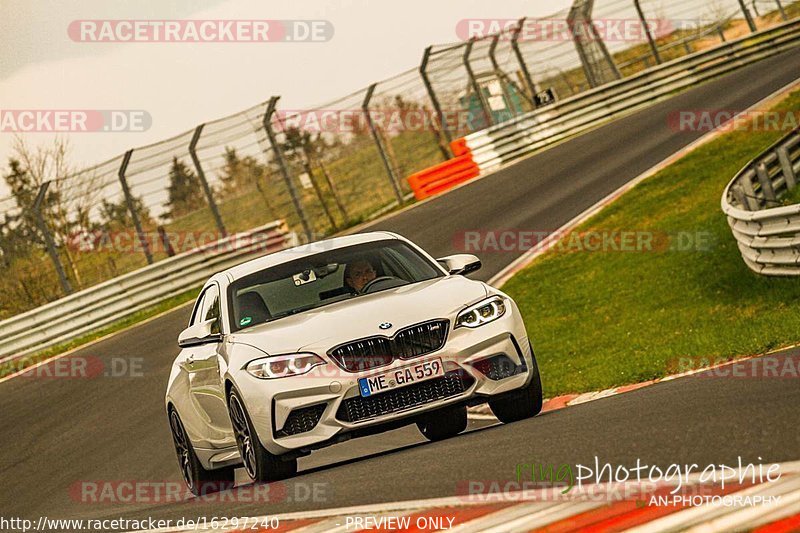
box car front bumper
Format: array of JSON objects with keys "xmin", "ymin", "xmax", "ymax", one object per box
[{"xmin": 233, "ymin": 301, "xmax": 534, "ymax": 455}]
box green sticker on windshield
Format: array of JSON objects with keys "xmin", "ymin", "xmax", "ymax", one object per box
[{"xmin": 239, "ymin": 316, "xmax": 252, "ymax": 326}]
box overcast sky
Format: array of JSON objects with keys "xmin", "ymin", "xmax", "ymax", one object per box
[{"xmin": 0, "ymin": 0, "xmax": 573, "ymax": 193}]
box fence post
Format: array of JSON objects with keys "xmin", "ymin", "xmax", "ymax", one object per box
[
  {"xmin": 569, "ymin": 17, "xmax": 598, "ymax": 86},
  {"xmin": 731, "ymin": 184, "xmax": 748, "ymax": 207},
  {"xmin": 738, "ymin": 0, "xmax": 758, "ymax": 32},
  {"xmin": 512, "ymin": 18, "xmax": 539, "ymax": 105},
  {"xmin": 776, "ymin": 146, "xmax": 797, "ymax": 189},
  {"xmin": 420, "ymin": 46, "xmax": 453, "ymax": 153},
  {"xmin": 568, "ymin": 0, "xmax": 621, "ymax": 87},
  {"xmin": 463, "ymin": 38, "xmax": 493, "ymax": 129},
  {"xmin": 362, "ymin": 83, "xmax": 404, "ymax": 204},
  {"xmin": 589, "ymin": 22, "xmax": 622, "ymax": 80},
  {"xmin": 189, "ymin": 124, "xmax": 227, "ymax": 237},
  {"xmin": 157, "ymin": 225, "xmax": 176, "ymax": 257},
  {"xmin": 775, "ymin": 0, "xmax": 788, "ymax": 20},
  {"xmin": 33, "ymin": 181, "xmax": 72, "ymax": 295},
  {"xmin": 633, "ymin": 0, "xmax": 662, "ymax": 65},
  {"xmin": 117, "ymin": 149, "xmax": 154, "ymax": 264},
  {"xmin": 756, "ymin": 163, "xmax": 777, "ymax": 202},
  {"xmin": 263, "ymin": 96, "xmax": 313, "ymax": 241},
  {"xmin": 488, "ymin": 34, "xmax": 525, "ymax": 117},
  {"xmin": 739, "ymin": 169, "xmax": 760, "ymax": 210}
]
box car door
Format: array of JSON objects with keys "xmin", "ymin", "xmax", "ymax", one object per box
[{"xmin": 181, "ymin": 283, "xmax": 232, "ymax": 444}]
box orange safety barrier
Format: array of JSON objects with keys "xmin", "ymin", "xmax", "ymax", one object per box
[
  {"xmin": 407, "ymin": 138, "xmax": 479, "ymax": 200},
  {"xmin": 449, "ymin": 137, "xmax": 471, "ymax": 156}
]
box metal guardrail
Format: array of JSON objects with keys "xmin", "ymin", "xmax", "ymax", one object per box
[
  {"xmin": 615, "ymin": 14, "xmax": 737, "ymax": 73},
  {"xmin": 462, "ymin": 18, "xmax": 800, "ymax": 173},
  {"xmin": 722, "ymin": 128, "xmax": 800, "ymax": 275},
  {"xmin": 5, "ymin": 20, "xmax": 800, "ymax": 364},
  {"xmin": 0, "ymin": 221, "xmax": 297, "ymax": 362}
]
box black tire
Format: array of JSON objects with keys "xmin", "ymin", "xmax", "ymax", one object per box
[
  {"xmin": 227, "ymin": 389, "xmax": 297, "ymax": 483},
  {"xmin": 416, "ymin": 403, "xmax": 468, "ymax": 441},
  {"xmin": 488, "ymin": 355, "xmax": 544, "ymax": 423},
  {"xmin": 168, "ymin": 409, "xmax": 235, "ymax": 497}
]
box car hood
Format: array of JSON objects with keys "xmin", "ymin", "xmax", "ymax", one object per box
[{"xmin": 227, "ymin": 276, "xmax": 487, "ymax": 355}]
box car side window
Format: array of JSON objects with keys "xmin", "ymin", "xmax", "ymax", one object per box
[
  {"xmin": 189, "ymin": 284, "xmax": 221, "ymax": 333},
  {"xmin": 203, "ymin": 286, "xmax": 221, "ymax": 335},
  {"xmin": 189, "ymin": 291, "xmax": 207, "ymax": 327}
]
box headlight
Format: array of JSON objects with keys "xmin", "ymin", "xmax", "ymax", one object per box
[
  {"xmin": 245, "ymin": 353, "xmax": 325, "ymax": 379},
  {"xmin": 455, "ymin": 296, "xmax": 506, "ymax": 328}
]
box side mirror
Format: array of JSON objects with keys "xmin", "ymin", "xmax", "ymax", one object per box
[
  {"xmin": 178, "ymin": 318, "xmax": 221, "ymax": 348},
  {"xmin": 437, "ymin": 254, "xmax": 482, "ymax": 276}
]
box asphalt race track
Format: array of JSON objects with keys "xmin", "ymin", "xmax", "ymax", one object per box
[{"xmin": 2, "ymin": 48, "xmax": 800, "ymax": 524}]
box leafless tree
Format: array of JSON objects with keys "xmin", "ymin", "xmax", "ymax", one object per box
[{"xmin": 11, "ymin": 136, "xmax": 102, "ymax": 289}]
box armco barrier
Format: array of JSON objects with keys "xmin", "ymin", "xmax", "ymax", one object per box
[
  {"xmin": 7, "ymin": 20, "xmax": 800, "ymax": 361},
  {"xmin": 407, "ymin": 139, "xmax": 479, "ymax": 200},
  {"xmin": 462, "ymin": 19, "xmax": 800, "ymax": 174},
  {"xmin": 722, "ymin": 127, "xmax": 800, "ymax": 275},
  {"xmin": 0, "ymin": 220, "xmax": 297, "ymax": 362}
]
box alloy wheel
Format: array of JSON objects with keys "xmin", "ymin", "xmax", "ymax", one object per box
[
  {"xmin": 228, "ymin": 393, "xmax": 257, "ymax": 479},
  {"xmin": 169, "ymin": 411, "xmax": 194, "ymax": 491}
]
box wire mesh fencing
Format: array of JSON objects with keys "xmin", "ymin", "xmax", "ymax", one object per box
[{"xmin": 1, "ymin": 0, "xmax": 798, "ymax": 319}]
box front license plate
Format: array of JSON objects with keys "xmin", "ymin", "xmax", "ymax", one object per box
[{"xmin": 358, "ymin": 359, "xmax": 445, "ymax": 397}]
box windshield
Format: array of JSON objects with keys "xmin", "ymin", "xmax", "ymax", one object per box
[{"xmin": 227, "ymin": 239, "xmax": 444, "ymax": 332}]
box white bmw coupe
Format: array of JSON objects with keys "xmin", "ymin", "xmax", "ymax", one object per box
[{"xmin": 165, "ymin": 231, "xmax": 542, "ymax": 494}]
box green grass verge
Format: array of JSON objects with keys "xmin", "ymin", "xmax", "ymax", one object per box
[
  {"xmin": 7, "ymin": 69, "xmax": 800, "ymax": 382},
  {"xmin": 782, "ymin": 181, "xmax": 800, "ymax": 205},
  {"xmin": 0, "ymin": 287, "xmax": 200, "ymax": 379},
  {"xmin": 502, "ymin": 89, "xmax": 800, "ymax": 397}
]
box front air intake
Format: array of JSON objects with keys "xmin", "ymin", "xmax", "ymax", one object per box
[{"xmin": 328, "ymin": 319, "xmax": 449, "ymax": 372}]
